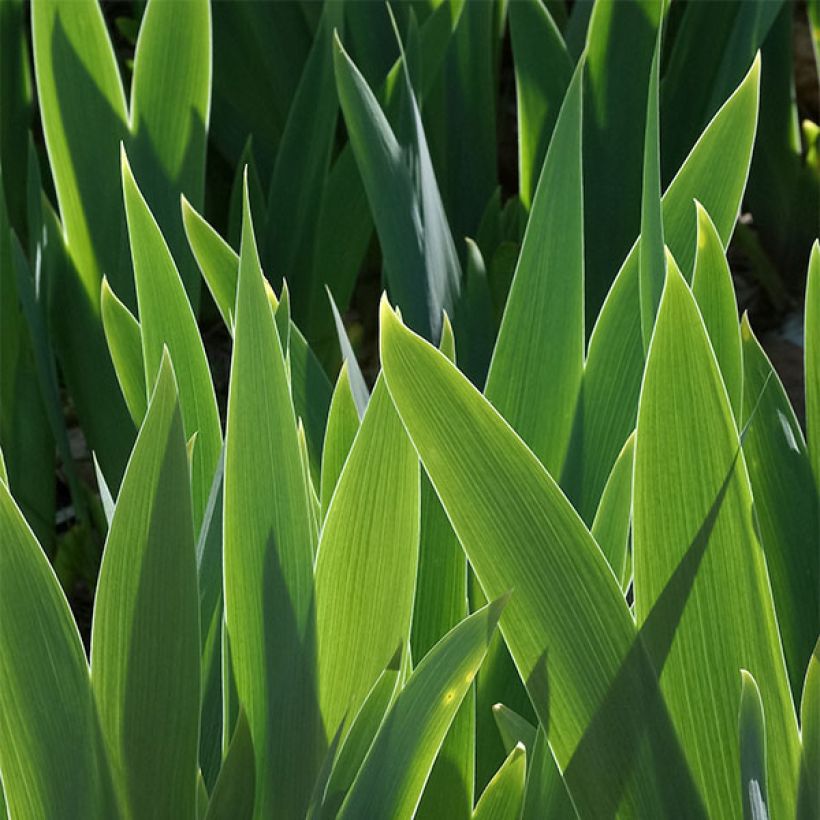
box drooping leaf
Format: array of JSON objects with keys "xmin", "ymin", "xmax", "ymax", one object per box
[
  {"xmin": 224, "ymin": 182, "xmax": 322, "ymax": 818},
  {"xmin": 485, "ymin": 59, "xmax": 584, "ymax": 478},
  {"xmin": 122, "ymin": 148, "xmax": 221, "ymax": 531},
  {"xmin": 91, "ymin": 352, "xmax": 200, "ymax": 820},
  {"xmin": 315, "ymin": 376, "xmax": 419, "ymax": 741},
  {"xmin": 739, "ymin": 314, "xmax": 818, "ymax": 699},
  {"xmin": 338, "ymin": 598, "xmax": 506, "ymax": 820},
  {"xmin": 633, "ymin": 264, "xmax": 799, "ymax": 817},
  {"xmin": 739, "ymin": 670, "xmax": 768, "ymax": 820}
]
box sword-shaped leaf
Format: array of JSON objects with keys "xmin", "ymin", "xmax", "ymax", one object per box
[
  {"xmin": 90, "ymin": 352, "xmax": 199, "ymax": 819},
  {"xmin": 338, "ymin": 598, "xmax": 506, "ymax": 819},
  {"xmin": 633, "ymin": 264, "xmax": 799, "ymax": 817},
  {"xmin": 223, "ymin": 183, "xmax": 321, "ymax": 817},
  {"xmin": 315, "ymin": 376, "xmax": 419, "ymax": 740}
]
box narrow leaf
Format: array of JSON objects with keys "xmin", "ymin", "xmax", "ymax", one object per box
[
  {"xmin": 91, "ymin": 352, "xmax": 200, "ymax": 819},
  {"xmin": 224, "ymin": 183, "xmax": 321, "ymax": 817},
  {"xmin": 472, "ymin": 744, "xmax": 527, "ymax": 820},
  {"xmin": 692, "ymin": 202, "xmax": 742, "ymax": 418},
  {"xmin": 739, "ymin": 670, "xmax": 768, "ymax": 820},
  {"xmin": 633, "ymin": 263, "xmax": 799, "ymax": 817},
  {"xmin": 101, "ymin": 276, "xmax": 147, "ymax": 425},
  {"xmin": 315, "ymin": 376, "xmax": 420, "ymax": 740},
  {"xmin": 485, "ymin": 60, "xmax": 584, "ymax": 478},
  {"xmin": 338, "ymin": 598, "xmax": 506, "ymax": 820}
]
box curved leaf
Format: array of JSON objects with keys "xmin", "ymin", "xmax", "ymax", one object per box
[{"xmin": 472, "ymin": 744, "xmax": 527, "ymax": 820}]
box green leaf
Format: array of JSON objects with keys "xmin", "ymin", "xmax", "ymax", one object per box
[
  {"xmin": 263, "ymin": 3, "xmax": 342, "ymax": 331},
  {"xmin": 472, "ymin": 744, "xmax": 527, "ymax": 820},
  {"xmin": 583, "ymin": 0, "xmax": 663, "ymax": 322},
  {"xmin": 590, "ymin": 431, "xmax": 635, "ymax": 588},
  {"xmin": 413, "ymin": 317, "xmax": 473, "ymax": 820},
  {"xmin": 691, "ymin": 202, "xmax": 743, "ymax": 418},
  {"xmin": 31, "ymin": 0, "xmax": 129, "ymax": 301},
  {"xmin": 0, "ymin": 481, "xmax": 116, "ymax": 818},
  {"xmin": 333, "ymin": 32, "xmax": 460, "ymax": 342},
  {"xmin": 320, "ymin": 363, "xmax": 361, "ymax": 519},
  {"xmin": 182, "ymin": 197, "xmax": 331, "ymax": 481},
  {"xmin": 633, "ymin": 263, "xmax": 799, "ymax": 817},
  {"xmin": 315, "ymin": 376, "xmax": 419, "ymax": 740},
  {"xmin": 739, "ymin": 314, "xmax": 818, "ymax": 699},
  {"xmin": 223, "ymin": 182, "xmax": 321, "ymax": 818},
  {"xmin": 309, "ymin": 1, "xmax": 464, "ymax": 348},
  {"xmin": 328, "ymin": 287, "xmax": 369, "ymax": 418},
  {"xmin": 485, "ymin": 60, "xmax": 584, "ymax": 478},
  {"xmin": 90, "ymin": 352, "xmax": 199, "ymax": 819},
  {"xmin": 338, "ymin": 598, "xmax": 506, "ymax": 820},
  {"xmin": 101, "ymin": 276, "xmax": 147, "ymax": 426},
  {"xmin": 492, "ymin": 704, "xmax": 536, "ymax": 754},
  {"xmin": 521, "ymin": 728, "xmax": 578, "ymax": 820},
  {"xmin": 807, "ymin": 242, "xmax": 820, "ymax": 494},
  {"xmin": 204, "ymin": 710, "xmax": 255, "ymax": 820},
  {"xmin": 638, "ymin": 29, "xmax": 665, "ymax": 352},
  {"xmin": 128, "ymin": 0, "xmax": 211, "ymax": 308},
  {"xmin": 739, "ymin": 670, "xmax": 768, "ymax": 820},
  {"xmin": 563, "ymin": 55, "xmax": 761, "ymax": 523},
  {"xmin": 661, "ymin": 1, "xmax": 781, "ymax": 181},
  {"xmin": 183, "ymin": 197, "xmax": 239, "ymax": 329},
  {"xmin": 797, "ymin": 642, "xmax": 819, "ymax": 819},
  {"xmin": 509, "ymin": 0, "xmax": 572, "ymax": 212},
  {"xmin": 318, "ymin": 649, "xmax": 404, "ymax": 819},
  {"xmin": 454, "ymin": 237, "xmax": 495, "ymax": 387},
  {"xmin": 380, "ymin": 298, "xmax": 694, "ymax": 816},
  {"xmin": 0, "ymin": 175, "xmax": 54, "ymax": 550},
  {"xmin": 122, "ymin": 148, "xmax": 221, "ymax": 531}
]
